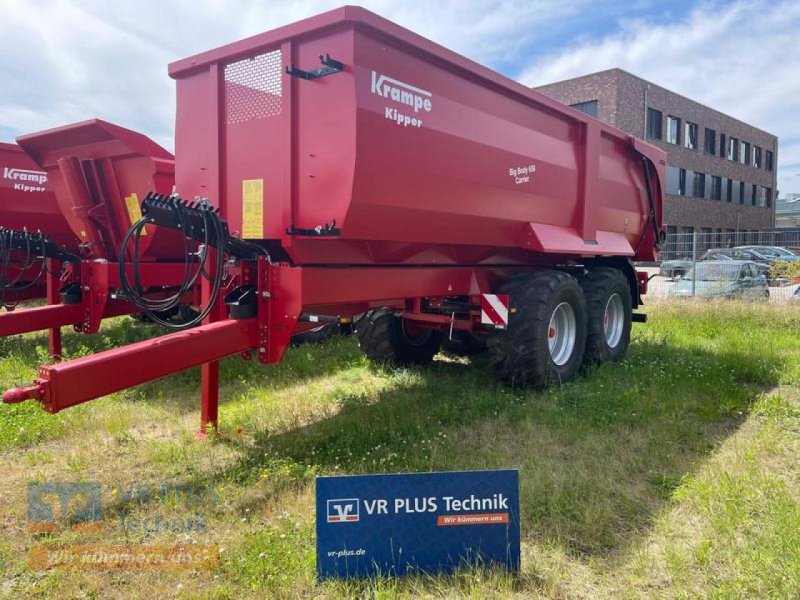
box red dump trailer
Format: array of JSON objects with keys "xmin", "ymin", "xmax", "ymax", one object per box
[
  {"xmin": 17, "ymin": 120, "xmax": 180, "ymax": 263},
  {"xmin": 0, "ymin": 142, "xmax": 79, "ymax": 306},
  {"xmin": 0, "ymin": 121, "xmax": 194, "ymax": 358},
  {"xmin": 4, "ymin": 6, "xmax": 664, "ymax": 434}
]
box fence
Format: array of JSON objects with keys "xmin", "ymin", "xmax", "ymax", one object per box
[{"xmin": 641, "ymin": 229, "xmax": 800, "ymax": 303}]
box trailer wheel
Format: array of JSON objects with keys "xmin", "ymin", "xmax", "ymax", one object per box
[
  {"xmin": 356, "ymin": 310, "xmax": 443, "ymax": 365},
  {"xmin": 581, "ymin": 268, "xmax": 632, "ymax": 364},
  {"xmin": 488, "ymin": 270, "xmax": 587, "ymax": 387},
  {"xmin": 442, "ymin": 331, "xmax": 488, "ymax": 356}
]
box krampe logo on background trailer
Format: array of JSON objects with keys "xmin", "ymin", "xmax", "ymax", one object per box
[{"xmin": 2, "ymin": 166, "xmax": 48, "ymax": 192}]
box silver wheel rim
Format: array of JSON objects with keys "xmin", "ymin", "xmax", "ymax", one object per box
[
  {"xmin": 603, "ymin": 293, "xmax": 624, "ymax": 348},
  {"xmin": 548, "ymin": 302, "xmax": 576, "ymax": 366},
  {"xmin": 401, "ymin": 320, "xmax": 431, "ymax": 346}
]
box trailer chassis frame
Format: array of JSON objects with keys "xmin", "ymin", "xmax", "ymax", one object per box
[{"xmin": 4, "ymin": 259, "xmax": 525, "ymax": 434}]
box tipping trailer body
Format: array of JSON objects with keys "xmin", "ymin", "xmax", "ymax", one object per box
[
  {"xmin": 0, "ymin": 142, "xmax": 79, "ymax": 305},
  {"xmin": 17, "ymin": 120, "xmax": 180, "ymax": 262},
  {"xmin": 0, "ymin": 142, "xmax": 77, "ymax": 250},
  {"xmin": 4, "ymin": 6, "xmax": 664, "ymax": 433},
  {"xmin": 1, "ymin": 122, "xmax": 187, "ymax": 356},
  {"xmin": 169, "ymin": 5, "xmax": 664, "ymax": 272}
]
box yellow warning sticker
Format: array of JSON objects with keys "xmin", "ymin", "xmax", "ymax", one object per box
[
  {"xmin": 124, "ymin": 193, "xmax": 146, "ymax": 235},
  {"xmin": 242, "ymin": 179, "xmax": 264, "ymax": 239}
]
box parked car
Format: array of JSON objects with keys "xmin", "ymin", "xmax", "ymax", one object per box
[
  {"xmin": 669, "ymin": 261, "xmax": 770, "ymax": 300},
  {"xmin": 659, "ymin": 258, "xmax": 692, "ymax": 279},
  {"xmin": 702, "ymin": 248, "xmax": 771, "ymax": 275},
  {"xmin": 659, "ymin": 247, "xmax": 770, "ymax": 279},
  {"xmin": 734, "ymin": 246, "xmax": 799, "ymax": 261}
]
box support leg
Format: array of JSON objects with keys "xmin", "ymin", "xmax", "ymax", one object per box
[
  {"xmin": 197, "ymin": 361, "xmax": 219, "ymax": 439},
  {"xmin": 45, "ymin": 259, "xmax": 62, "ymax": 362},
  {"xmin": 196, "ymin": 247, "xmax": 223, "ymax": 438}
]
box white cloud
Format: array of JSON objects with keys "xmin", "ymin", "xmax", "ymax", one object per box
[
  {"xmin": 0, "ymin": 0, "xmax": 584, "ymax": 150},
  {"xmin": 2, "ymin": 0, "xmax": 797, "ymax": 195},
  {"xmin": 518, "ymin": 0, "xmax": 800, "ymax": 195}
]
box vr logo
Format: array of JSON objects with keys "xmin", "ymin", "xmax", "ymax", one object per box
[
  {"xmin": 27, "ymin": 482, "xmax": 102, "ymax": 532},
  {"xmin": 327, "ymin": 498, "xmax": 359, "ymax": 523}
]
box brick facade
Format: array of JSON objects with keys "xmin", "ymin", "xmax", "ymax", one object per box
[{"xmin": 535, "ymin": 69, "xmax": 778, "ymax": 232}]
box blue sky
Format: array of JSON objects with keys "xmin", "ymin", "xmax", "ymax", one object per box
[{"xmin": 0, "ymin": 0, "xmax": 797, "ymax": 194}]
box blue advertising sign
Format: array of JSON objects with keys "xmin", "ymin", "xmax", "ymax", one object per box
[{"xmin": 316, "ymin": 469, "xmax": 519, "ymax": 579}]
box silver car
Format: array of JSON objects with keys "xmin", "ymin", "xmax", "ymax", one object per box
[{"xmin": 669, "ymin": 261, "xmax": 770, "ymax": 300}]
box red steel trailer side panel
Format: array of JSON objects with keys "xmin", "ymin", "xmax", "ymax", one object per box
[
  {"xmin": 169, "ymin": 5, "xmax": 664, "ymax": 267},
  {"xmin": 0, "ymin": 142, "xmax": 77, "ymax": 251}
]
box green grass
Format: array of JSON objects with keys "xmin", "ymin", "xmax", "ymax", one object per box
[{"xmin": 0, "ymin": 302, "xmax": 799, "ymax": 598}]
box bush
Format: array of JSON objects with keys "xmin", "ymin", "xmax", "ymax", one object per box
[{"xmin": 768, "ymin": 260, "xmax": 800, "ymax": 284}]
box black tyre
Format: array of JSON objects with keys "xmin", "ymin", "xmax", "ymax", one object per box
[
  {"xmin": 356, "ymin": 310, "xmax": 443, "ymax": 365},
  {"xmin": 488, "ymin": 270, "xmax": 587, "ymax": 387},
  {"xmin": 291, "ymin": 323, "xmax": 338, "ymax": 346},
  {"xmin": 442, "ymin": 331, "xmax": 488, "ymax": 356},
  {"xmin": 581, "ymin": 268, "xmax": 632, "ymax": 364}
]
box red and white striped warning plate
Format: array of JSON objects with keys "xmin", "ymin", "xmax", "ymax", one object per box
[{"xmin": 480, "ymin": 294, "xmax": 509, "ymax": 328}]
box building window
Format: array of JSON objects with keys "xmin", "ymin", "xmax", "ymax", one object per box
[
  {"xmin": 681, "ymin": 226, "xmax": 694, "ymax": 257},
  {"xmin": 701, "ymin": 227, "xmax": 712, "ymax": 251},
  {"xmin": 666, "ymin": 116, "xmax": 680, "ymax": 144},
  {"xmin": 693, "ymin": 172, "xmax": 706, "ymax": 198},
  {"xmin": 647, "ymin": 108, "xmax": 662, "ymax": 139},
  {"xmin": 665, "ymin": 225, "xmax": 677, "ymax": 258},
  {"xmin": 755, "ymin": 186, "xmax": 772, "ymax": 208},
  {"xmin": 751, "ymin": 184, "xmax": 758, "ymax": 206},
  {"xmin": 666, "ymin": 166, "xmax": 688, "ymax": 196},
  {"xmin": 728, "ymin": 137, "xmax": 739, "ymax": 161},
  {"xmin": 720, "ymin": 133, "xmax": 726, "ymax": 158},
  {"xmin": 666, "ymin": 166, "xmax": 678, "ymax": 195},
  {"xmin": 711, "ymin": 176, "xmax": 722, "ymax": 200},
  {"xmin": 726, "ymin": 178, "xmax": 733, "ymax": 203},
  {"xmin": 570, "ymin": 100, "xmax": 598, "ymax": 117},
  {"xmin": 756, "ymin": 186, "xmax": 764, "ymax": 207},
  {"xmin": 753, "ymin": 146, "xmax": 762, "ymax": 168},
  {"xmin": 765, "ymin": 150, "xmax": 774, "ymax": 171},
  {"xmin": 700, "ymin": 227, "xmax": 712, "ymax": 252},
  {"xmin": 739, "ymin": 181, "xmax": 745, "ymax": 204},
  {"xmin": 704, "ymin": 128, "xmax": 716, "ymax": 154},
  {"xmin": 740, "ymin": 141, "xmax": 750, "ymax": 165},
  {"xmin": 684, "ymin": 122, "xmax": 698, "ymax": 149}
]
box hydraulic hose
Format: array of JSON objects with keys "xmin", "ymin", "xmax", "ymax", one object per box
[
  {"xmin": 0, "ymin": 229, "xmax": 49, "ymax": 309},
  {"xmin": 118, "ymin": 202, "xmax": 227, "ymax": 330}
]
